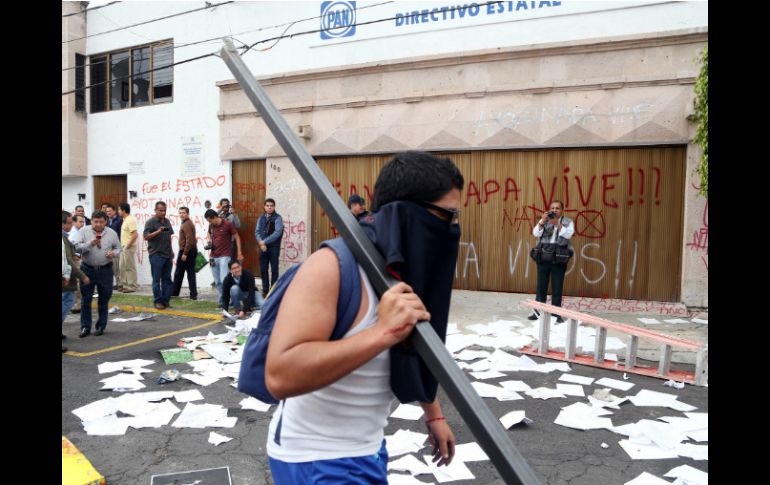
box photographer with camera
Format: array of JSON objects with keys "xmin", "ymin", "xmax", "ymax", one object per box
[
  {"xmin": 143, "ymin": 201, "xmax": 175, "ymax": 310},
  {"xmin": 205, "ymin": 208, "xmax": 244, "ymax": 309},
  {"xmin": 529, "ymin": 201, "xmax": 574, "ymax": 323}
]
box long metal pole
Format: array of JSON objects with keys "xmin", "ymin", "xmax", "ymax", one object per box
[{"xmin": 219, "ymin": 38, "xmax": 540, "ymax": 485}]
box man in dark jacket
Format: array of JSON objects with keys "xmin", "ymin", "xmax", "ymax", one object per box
[
  {"xmin": 221, "ymin": 260, "xmax": 264, "ymax": 318},
  {"xmin": 255, "ymin": 198, "xmax": 283, "ymax": 296},
  {"xmin": 348, "ymin": 194, "xmax": 370, "ymax": 221},
  {"xmin": 62, "ymin": 211, "xmax": 90, "ymax": 350}
]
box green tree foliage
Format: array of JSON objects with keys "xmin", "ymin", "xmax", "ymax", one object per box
[{"xmin": 694, "ymin": 45, "xmax": 708, "ymax": 197}]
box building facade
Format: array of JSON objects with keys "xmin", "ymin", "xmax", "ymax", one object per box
[{"xmin": 61, "ymin": 1, "xmax": 708, "ymax": 306}]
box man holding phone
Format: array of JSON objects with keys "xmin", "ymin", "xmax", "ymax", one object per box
[
  {"xmin": 143, "ymin": 201, "xmax": 175, "ymax": 310},
  {"xmin": 74, "ymin": 210, "xmax": 121, "ymax": 337}
]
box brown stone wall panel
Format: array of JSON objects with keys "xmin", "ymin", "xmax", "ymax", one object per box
[
  {"xmin": 309, "ymin": 147, "xmax": 685, "ymax": 301},
  {"xmin": 232, "ymin": 160, "xmax": 267, "ymax": 276}
]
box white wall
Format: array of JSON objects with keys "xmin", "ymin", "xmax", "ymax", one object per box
[
  {"xmin": 62, "ymin": 178, "xmax": 90, "ymax": 213},
  {"xmin": 82, "ymin": 1, "xmax": 707, "ymax": 290}
]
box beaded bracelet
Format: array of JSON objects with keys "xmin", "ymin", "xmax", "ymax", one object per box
[{"xmin": 425, "ymin": 416, "xmax": 445, "ymax": 425}]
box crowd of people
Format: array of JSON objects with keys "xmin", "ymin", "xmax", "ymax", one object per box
[{"xmin": 61, "ymin": 151, "xmax": 579, "ymax": 481}]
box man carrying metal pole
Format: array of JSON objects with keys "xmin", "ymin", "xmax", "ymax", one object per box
[
  {"xmin": 220, "ymin": 38, "xmax": 540, "ymax": 485},
  {"xmin": 265, "ymin": 151, "xmax": 461, "ymax": 482}
]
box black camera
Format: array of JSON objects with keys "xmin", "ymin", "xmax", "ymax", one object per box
[
  {"xmin": 203, "ymin": 243, "xmax": 213, "ymax": 250},
  {"xmin": 547, "ymin": 211, "xmax": 557, "ymax": 219}
]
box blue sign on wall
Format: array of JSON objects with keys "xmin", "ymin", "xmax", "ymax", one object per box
[{"xmin": 320, "ymin": 1, "xmax": 357, "ymax": 40}]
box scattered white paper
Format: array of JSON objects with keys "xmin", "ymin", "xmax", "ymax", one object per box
[
  {"xmin": 558, "ymin": 373, "xmax": 595, "ymax": 386},
  {"xmin": 181, "ymin": 373, "xmax": 221, "ymax": 387},
  {"xmin": 97, "ymin": 359, "xmax": 155, "ymax": 374},
  {"xmin": 445, "ymin": 334, "xmax": 477, "ymax": 353},
  {"xmin": 72, "ymin": 398, "xmax": 119, "ymax": 422},
  {"xmin": 692, "ymin": 318, "xmax": 708, "ymax": 324},
  {"xmin": 595, "ymin": 377, "xmax": 635, "ymax": 391},
  {"xmin": 171, "ymin": 403, "xmax": 237, "ymax": 428},
  {"xmin": 554, "ymin": 410, "xmax": 613, "ymax": 431},
  {"xmin": 556, "ymin": 384, "xmax": 585, "ymax": 397},
  {"xmin": 100, "ymin": 373, "xmax": 146, "ymax": 391},
  {"xmin": 686, "ymin": 429, "xmax": 708, "ymax": 442},
  {"xmin": 467, "ymin": 323, "xmax": 496, "ymax": 335},
  {"xmin": 601, "ymin": 443, "xmax": 609, "ymax": 449},
  {"xmin": 240, "ymin": 397, "xmax": 272, "ymax": 412},
  {"xmin": 663, "ymin": 380, "xmax": 686, "ymax": 390},
  {"xmin": 422, "ymin": 455, "xmax": 475, "ymax": 483},
  {"xmin": 525, "ymin": 387, "xmax": 567, "ymax": 400},
  {"xmin": 388, "ymin": 454, "xmax": 432, "ymax": 475},
  {"xmin": 200, "ymin": 343, "xmax": 244, "ymax": 364},
  {"xmin": 628, "ymin": 389, "xmax": 697, "ymax": 412},
  {"xmin": 623, "ymin": 373, "xmax": 630, "ymax": 380},
  {"xmin": 618, "ymin": 439, "xmax": 679, "ymax": 460},
  {"xmin": 208, "ymin": 431, "xmax": 233, "ymax": 446},
  {"xmin": 675, "ymin": 443, "xmax": 708, "ymax": 461},
  {"xmin": 446, "ymin": 323, "xmax": 459, "ymax": 335},
  {"xmin": 391, "ymin": 403, "xmax": 425, "ymax": 420},
  {"xmin": 588, "ymin": 394, "xmax": 628, "ymax": 410},
  {"xmin": 83, "ymin": 415, "xmax": 132, "ymax": 436},
  {"xmin": 453, "ymin": 442, "xmax": 489, "ymax": 462},
  {"xmin": 498, "ymin": 380, "xmax": 532, "ymax": 392},
  {"xmin": 470, "ymin": 370, "xmax": 506, "ymax": 380},
  {"xmin": 386, "ymin": 429, "xmax": 429, "ymax": 457},
  {"xmin": 664, "ymin": 465, "xmax": 708, "ymax": 485},
  {"xmin": 174, "ymin": 390, "xmax": 205, "ymax": 403},
  {"xmin": 499, "ymin": 410, "xmax": 532, "ymax": 429},
  {"xmin": 111, "ymin": 313, "xmax": 155, "ymax": 322},
  {"xmin": 638, "ymin": 318, "xmax": 661, "ymax": 324},
  {"xmin": 624, "ymin": 472, "xmax": 671, "ymax": 485},
  {"xmin": 131, "ymin": 391, "xmax": 175, "ymax": 402},
  {"xmin": 605, "ymin": 353, "xmax": 618, "ymax": 361},
  {"xmin": 471, "ymin": 382, "xmax": 523, "ymax": 401}
]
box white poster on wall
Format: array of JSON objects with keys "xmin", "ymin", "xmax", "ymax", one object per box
[
  {"xmin": 129, "ymin": 160, "xmax": 145, "ymax": 175},
  {"xmin": 181, "ymin": 136, "xmax": 204, "ymax": 176}
]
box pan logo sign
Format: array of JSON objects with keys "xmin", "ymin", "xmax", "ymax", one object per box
[{"xmin": 320, "ymin": 1, "xmax": 357, "ymax": 39}]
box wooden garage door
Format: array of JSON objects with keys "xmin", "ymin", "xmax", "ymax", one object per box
[
  {"xmin": 93, "ymin": 175, "xmax": 127, "ymax": 212},
  {"xmin": 311, "ymin": 147, "xmax": 686, "ymax": 302},
  {"xmin": 232, "ymin": 160, "xmax": 267, "ymax": 276}
]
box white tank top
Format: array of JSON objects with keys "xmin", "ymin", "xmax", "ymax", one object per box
[{"xmin": 266, "ymin": 266, "xmax": 395, "ymax": 462}]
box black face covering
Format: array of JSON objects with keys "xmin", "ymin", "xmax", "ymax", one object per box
[{"xmin": 359, "ymin": 200, "xmax": 461, "ymax": 403}]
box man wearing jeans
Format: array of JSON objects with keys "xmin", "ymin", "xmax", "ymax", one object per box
[
  {"xmin": 171, "ymin": 206, "xmax": 198, "ymax": 300},
  {"xmin": 144, "ymin": 201, "xmax": 175, "ymax": 310},
  {"xmin": 75, "ymin": 211, "xmax": 121, "ymax": 337},
  {"xmin": 205, "ymin": 209, "xmax": 243, "ymax": 309},
  {"xmin": 255, "ymin": 198, "xmax": 283, "ymax": 296},
  {"xmin": 221, "ymin": 260, "xmax": 264, "ymax": 319}
]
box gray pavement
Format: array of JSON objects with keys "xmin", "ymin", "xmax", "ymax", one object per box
[{"xmin": 62, "ymin": 289, "xmax": 707, "ymax": 484}]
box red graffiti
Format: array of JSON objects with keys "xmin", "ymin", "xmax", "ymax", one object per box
[
  {"xmin": 574, "ymin": 210, "xmax": 606, "ymax": 239},
  {"xmin": 602, "ymin": 173, "xmax": 620, "ymax": 208},
  {"xmin": 561, "ymin": 296, "xmax": 688, "ymax": 316},
  {"xmin": 465, "ymin": 181, "xmax": 481, "ymax": 207},
  {"xmin": 234, "ymin": 182, "xmax": 266, "ymax": 196},
  {"xmin": 279, "ymin": 219, "xmax": 307, "ymax": 263},
  {"xmin": 686, "ymin": 202, "xmax": 708, "ymax": 254}
]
